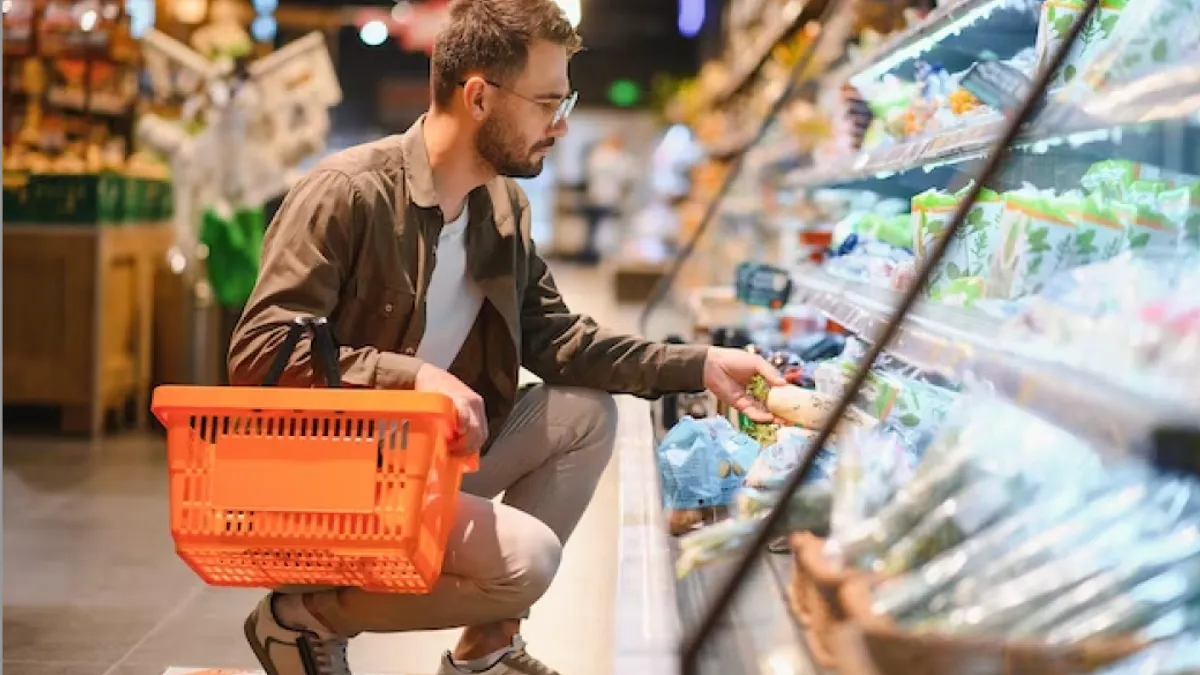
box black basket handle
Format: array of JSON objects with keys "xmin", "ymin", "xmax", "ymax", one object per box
[{"xmin": 262, "ymin": 316, "xmax": 343, "ymax": 388}]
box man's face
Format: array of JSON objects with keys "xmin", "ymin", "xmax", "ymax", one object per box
[{"xmin": 475, "ymin": 40, "xmax": 571, "ymax": 179}]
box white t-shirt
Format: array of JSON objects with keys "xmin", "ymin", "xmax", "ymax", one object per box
[{"xmin": 414, "ymin": 206, "xmax": 484, "ymax": 370}]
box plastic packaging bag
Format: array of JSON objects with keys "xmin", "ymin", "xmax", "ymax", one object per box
[
  {"xmin": 871, "ymin": 482, "xmax": 1099, "ymax": 621},
  {"xmin": 744, "ymin": 427, "xmax": 819, "ymax": 489},
  {"xmin": 932, "ymin": 479, "xmax": 1200, "ymax": 637},
  {"xmin": 930, "ymin": 473, "xmax": 1166, "ymax": 617},
  {"xmin": 657, "ymin": 416, "xmax": 759, "ymax": 510},
  {"xmin": 831, "ymin": 397, "xmax": 1096, "ymax": 572}
]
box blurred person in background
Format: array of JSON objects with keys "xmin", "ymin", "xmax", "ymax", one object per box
[
  {"xmin": 574, "ymin": 132, "xmax": 634, "ymax": 264},
  {"xmin": 229, "ymin": 1, "xmax": 784, "ymax": 674}
]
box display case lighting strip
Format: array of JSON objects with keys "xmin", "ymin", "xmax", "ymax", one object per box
[{"xmin": 848, "ymin": 0, "xmax": 1028, "ymax": 87}]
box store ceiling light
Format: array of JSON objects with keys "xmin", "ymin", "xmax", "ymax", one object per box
[
  {"xmin": 79, "ymin": 8, "xmax": 98, "ymax": 30},
  {"xmin": 360, "ymin": 19, "xmax": 389, "ymax": 46},
  {"xmin": 2, "ymin": 0, "xmax": 12, "ymax": 13},
  {"xmin": 252, "ymin": 15, "xmax": 277, "ymax": 42},
  {"xmin": 554, "ymin": 0, "xmax": 581, "ymax": 28},
  {"xmin": 678, "ymin": 0, "xmax": 704, "ymax": 37}
]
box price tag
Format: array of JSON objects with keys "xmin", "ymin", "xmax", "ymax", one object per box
[
  {"xmin": 1149, "ymin": 425, "xmax": 1200, "ymax": 479},
  {"xmin": 961, "ymin": 61, "xmax": 1032, "ymax": 117},
  {"xmin": 734, "ymin": 262, "xmax": 793, "ymax": 309}
]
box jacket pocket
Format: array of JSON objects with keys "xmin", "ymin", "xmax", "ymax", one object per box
[{"xmin": 338, "ymin": 276, "xmax": 414, "ymax": 346}]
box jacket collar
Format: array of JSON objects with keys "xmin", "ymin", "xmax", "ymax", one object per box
[
  {"xmin": 400, "ymin": 115, "xmax": 501, "ymax": 229},
  {"xmin": 399, "ymin": 115, "xmax": 439, "ymax": 210},
  {"xmin": 402, "ymin": 115, "xmax": 520, "ymax": 347}
]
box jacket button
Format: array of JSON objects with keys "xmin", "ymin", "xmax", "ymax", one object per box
[{"xmin": 384, "ymin": 302, "xmax": 393, "ymax": 314}]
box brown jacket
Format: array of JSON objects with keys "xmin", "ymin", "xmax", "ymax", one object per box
[{"xmin": 228, "ymin": 118, "xmax": 708, "ymax": 445}]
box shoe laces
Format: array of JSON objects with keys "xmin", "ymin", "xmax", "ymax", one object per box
[
  {"xmin": 498, "ymin": 647, "xmax": 561, "ymax": 675},
  {"xmin": 301, "ymin": 635, "xmax": 351, "ymax": 675}
]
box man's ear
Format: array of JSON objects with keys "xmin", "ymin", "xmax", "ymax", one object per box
[{"xmin": 461, "ymin": 76, "xmax": 489, "ymax": 121}]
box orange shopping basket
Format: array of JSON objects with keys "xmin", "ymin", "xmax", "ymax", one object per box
[{"xmin": 152, "ymin": 316, "xmax": 476, "ymax": 594}]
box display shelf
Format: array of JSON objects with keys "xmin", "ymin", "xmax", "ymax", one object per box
[
  {"xmin": 675, "ymin": 551, "xmax": 821, "ymax": 675},
  {"xmin": 778, "ymin": 65, "xmax": 1200, "ymax": 192},
  {"xmin": 847, "ymin": 0, "xmax": 1041, "ymax": 85},
  {"xmin": 612, "ymin": 383, "xmax": 820, "ymax": 674},
  {"xmin": 708, "ymin": 0, "xmax": 809, "ymax": 106},
  {"xmin": 778, "ymin": 117, "xmax": 1001, "ymax": 187},
  {"xmin": 788, "ymin": 266, "xmax": 1197, "ymax": 457}
]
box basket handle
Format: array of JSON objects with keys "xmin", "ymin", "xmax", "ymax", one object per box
[{"xmin": 262, "ymin": 316, "xmax": 343, "ymax": 388}]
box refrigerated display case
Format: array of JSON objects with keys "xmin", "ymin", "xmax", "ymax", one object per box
[{"xmin": 618, "ymin": 0, "xmax": 1200, "ymax": 673}]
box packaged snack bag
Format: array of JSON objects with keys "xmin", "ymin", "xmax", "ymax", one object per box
[
  {"xmin": 1036, "ymin": 0, "xmax": 1126, "ymax": 90},
  {"xmin": 1123, "ymin": 182, "xmax": 1178, "ymax": 251},
  {"xmin": 1157, "ymin": 183, "xmax": 1200, "ymax": 249},
  {"xmin": 1063, "ymin": 194, "xmax": 1129, "ymax": 264},
  {"xmin": 1078, "ymin": 0, "xmax": 1200, "ymax": 92},
  {"xmin": 913, "ymin": 184, "xmax": 1002, "ymax": 300},
  {"xmin": 986, "ymin": 189, "xmax": 1078, "ymax": 299},
  {"xmin": 1081, "ymin": 159, "xmax": 1144, "ymax": 199}
]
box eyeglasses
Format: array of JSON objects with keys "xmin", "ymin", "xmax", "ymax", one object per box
[{"xmin": 460, "ymin": 78, "xmax": 578, "ymax": 127}]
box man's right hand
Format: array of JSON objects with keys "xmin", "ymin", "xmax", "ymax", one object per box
[{"xmin": 414, "ymin": 363, "xmax": 487, "ymax": 457}]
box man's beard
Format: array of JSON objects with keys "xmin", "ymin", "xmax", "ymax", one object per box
[{"xmin": 476, "ymin": 113, "xmax": 553, "ymax": 179}]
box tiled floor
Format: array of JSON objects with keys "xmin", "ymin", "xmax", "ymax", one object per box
[{"xmin": 3, "ymin": 262, "xmax": 643, "ymax": 675}]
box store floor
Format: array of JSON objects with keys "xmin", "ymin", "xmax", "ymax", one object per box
[{"xmin": 3, "ymin": 261, "xmax": 642, "ymax": 675}]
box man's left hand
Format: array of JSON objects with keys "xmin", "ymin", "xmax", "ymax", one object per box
[{"xmin": 702, "ymin": 347, "xmax": 787, "ymax": 423}]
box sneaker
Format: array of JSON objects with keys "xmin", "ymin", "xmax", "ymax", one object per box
[
  {"xmin": 437, "ymin": 635, "xmax": 560, "ymax": 675},
  {"xmin": 244, "ymin": 594, "xmax": 351, "ymax": 675}
]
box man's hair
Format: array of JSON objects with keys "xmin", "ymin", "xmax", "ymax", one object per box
[{"xmin": 431, "ymin": 0, "xmax": 582, "ymax": 108}]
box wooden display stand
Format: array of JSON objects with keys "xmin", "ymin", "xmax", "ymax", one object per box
[{"xmin": 3, "ymin": 222, "xmax": 173, "ymax": 435}]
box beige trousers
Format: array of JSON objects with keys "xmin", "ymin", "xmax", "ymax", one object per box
[{"xmin": 306, "ymin": 385, "xmax": 618, "ymax": 637}]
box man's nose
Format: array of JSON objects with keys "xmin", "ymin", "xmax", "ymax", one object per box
[{"xmin": 549, "ymin": 118, "xmax": 569, "ymax": 137}]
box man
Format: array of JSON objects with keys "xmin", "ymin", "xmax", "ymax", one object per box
[
  {"xmin": 576, "ymin": 133, "xmax": 633, "ymax": 264},
  {"xmin": 228, "ymin": 2, "xmax": 784, "ymax": 674}
]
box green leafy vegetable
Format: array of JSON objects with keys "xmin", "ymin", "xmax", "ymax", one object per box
[
  {"xmin": 746, "ymin": 422, "xmax": 780, "ymax": 446},
  {"xmin": 747, "ymin": 374, "xmax": 770, "ymax": 402}
]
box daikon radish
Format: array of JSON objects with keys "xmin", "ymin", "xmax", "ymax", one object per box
[{"xmin": 766, "ymin": 385, "xmax": 838, "ymax": 428}]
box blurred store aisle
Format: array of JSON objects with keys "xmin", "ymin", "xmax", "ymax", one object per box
[{"xmin": 2, "ymin": 262, "xmax": 636, "ymax": 675}]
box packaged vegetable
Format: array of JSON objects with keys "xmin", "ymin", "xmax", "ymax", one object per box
[
  {"xmin": 878, "ymin": 476, "xmax": 1022, "ymax": 576},
  {"xmin": 1122, "ymin": 183, "xmax": 1177, "ymax": 252},
  {"xmin": 744, "ymin": 426, "xmax": 819, "ymax": 488},
  {"xmin": 828, "ymin": 427, "xmax": 919, "ymax": 561},
  {"xmin": 933, "ymin": 512, "xmax": 1167, "ymax": 636},
  {"xmin": 1009, "ymin": 524, "xmax": 1200, "ymax": 639},
  {"xmin": 1036, "ymin": 0, "xmax": 1126, "ymax": 90},
  {"xmin": 871, "ymin": 483, "xmax": 1100, "ymax": 621},
  {"xmin": 913, "ymin": 184, "xmax": 1003, "ymax": 302},
  {"xmin": 1062, "ymin": 193, "xmax": 1130, "ymax": 265},
  {"xmin": 656, "ymin": 416, "xmax": 759, "ymax": 510},
  {"xmin": 746, "ymin": 374, "xmax": 878, "ymax": 437},
  {"xmin": 935, "ymin": 475, "xmax": 1164, "ymax": 615},
  {"xmin": 1045, "ymin": 561, "xmax": 1200, "ymax": 645},
  {"xmin": 932, "ymin": 478, "xmax": 1200, "ymax": 634},
  {"xmin": 986, "ymin": 187, "xmax": 1079, "ymax": 299},
  {"xmin": 1157, "ymin": 183, "xmax": 1200, "ymax": 249}
]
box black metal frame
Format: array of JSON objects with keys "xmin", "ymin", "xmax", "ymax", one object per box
[{"xmin": 671, "ymin": 0, "xmax": 1105, "ymax": 672}]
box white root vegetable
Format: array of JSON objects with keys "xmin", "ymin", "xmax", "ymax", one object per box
[
  {"xmin": 765, "ymin": 385, "xmax": 878, "ymax": 431},
  {"xmin": 766, "ymin": 385, "xmax": 838, "ymax": 428}
]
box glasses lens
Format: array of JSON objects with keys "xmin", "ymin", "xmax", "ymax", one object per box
[{"xmin": 555, "ymin": 92, "xmax": 578, "ymax": 125}]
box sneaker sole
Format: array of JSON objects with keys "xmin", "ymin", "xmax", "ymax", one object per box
[{"xmin": 244, "ymin": 610, "xmax": 284, "ymax": 675}]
